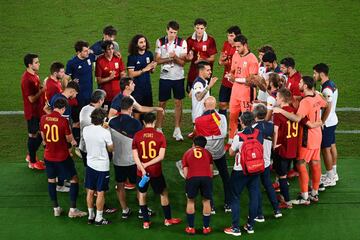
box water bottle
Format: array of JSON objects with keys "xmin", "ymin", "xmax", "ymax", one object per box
[{"xmin": 138, "ymin": 173, "xmax": 150, "ymax": 188}]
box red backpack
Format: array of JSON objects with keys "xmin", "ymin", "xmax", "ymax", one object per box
[{"xmin": 238, "ymin": 129, "xmax": 264, "ymax": 175}]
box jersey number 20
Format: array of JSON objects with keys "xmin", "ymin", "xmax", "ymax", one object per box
[{"xmin": 44, "ymin": 124, "xmax": 59, "ymax": 142}]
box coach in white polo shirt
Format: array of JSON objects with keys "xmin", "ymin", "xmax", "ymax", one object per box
[
  {"xmin": 83, "ymin": 108, "xmax": 113, "ymax": 226},
  {"xmin": 155, "ymin": 20, "xmax": 188, "ymax": 141}
]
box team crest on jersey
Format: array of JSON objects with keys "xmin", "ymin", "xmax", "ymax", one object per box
[
  {"xmin": 115, "ymin": 62, "xmax": 119, "ymax": 69},
  {"xmin": 202, "ymin": 45, "xmax": 207, "ymax": 51},
  {"xmin": 136, "ymin": 61, "xmax": 140, "ymax": 64},
  {"xmin": 104, "ymin": 67, "xmax": 108, "ymax": 70},
  {"xmin": 243, "ymin": 61, "xmax": 248, "ymax": 66},
  {"xmin": 146, "ymin": 57, "xmax": 150, "ymax": 63},
  {"xmin": 78, "ymin": 65, "xmax": 82, "ymax": 69},
  {"xmin": 87, "ymin": 59, "xmax": 91, "ymax": 65}
]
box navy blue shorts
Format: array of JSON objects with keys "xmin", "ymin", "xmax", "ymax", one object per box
[
  {"xmin": 321, "ymin": 125, "xmax": 337, "ymax": 148},
  {"xmin": 137, "ymin": 174, "xmax": 167, "ymax": 194},
  {"xmin": 272, "ymin": 152, "xmax": 293, "ymax": 177},
  {"xmin": 44, "ymin": 157, "xmax": 77, "ymax": 180},
  {"xmin": 186, "ymin": 177, "xmax": 213, "ymax": 199},
  {"xmin": 85, "ymin": 166, "xmax": 110, "ymax": 192},
  {"xmin": 159, "ymin": 78, "xmax": 185, "ymax": 101},
  {"xmin": 114, "ymin": 164, "xmax": 137, "ymax": 184},
  {"xmin": 218, "ymin": 84, "xmax": 232, "ymax": 103},
  {"xmin": 27, "ymin": 117, "xmax": 40, "ymax": 134}
]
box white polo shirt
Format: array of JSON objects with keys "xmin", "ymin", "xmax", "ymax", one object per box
[
  {"xmin": 83, "ymin": 124, "xmax": 113, "ymax": 172},
  {"xmin": 155, "ymin": 36, "xmax": 187, "ymax": 80}
]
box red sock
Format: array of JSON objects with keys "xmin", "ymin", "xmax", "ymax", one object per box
[
  {"xmin": 297, "ymin": 163, "xmax": 309, "ymax": 193},
  {"xmin": 311, "ymin": 161, "xmax": 321, "ymax": 191}
]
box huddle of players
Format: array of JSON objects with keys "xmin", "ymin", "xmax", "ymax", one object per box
[{"xmin": 20, "ymin": 19, "xmax": 339, "ymax": 235}]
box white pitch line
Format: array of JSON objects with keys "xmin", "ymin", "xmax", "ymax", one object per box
[
  {"xmin": 336, "ymin": 130, "xmax": 360, "ymax": 134},
  {"xmin": 1, "ymin": 107, "xmax": 359, "ymax": 115}
]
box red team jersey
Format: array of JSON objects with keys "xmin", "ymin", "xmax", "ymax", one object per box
[
  {"xmin": 45, "ymin": 77, "xmax": 62, "ymax": 102},
  {"xmin": 187, "ymin": 34, "xmax": 217, "ymax": 83},
  {"xmin": 95, "ymin": 55, "xmax": 125, "ymax": 102},
  {"xmin": 182, "ymin": 147, "xmax": 213, "ymax": 179},
  {"xmin": 220, "ymin": 41, "xmax": 236, "ymax": 88},
  {"xmin": 273, "ymin": 106, "xmax": 298, "ymax": 159},
  {"xmin": 21, "ymin": 71, "xmax": 45, "ymax": 120},
  {"xmin": 132, "ymin": 127, "xmax": 167, "ymax": 177},
  {"xmin": 40, "ymin": 111, "xmax": 71, "ymax": 161},
  {"xmin": 286, "ymin": 71, "xmax": 302, "ymax": 97}
]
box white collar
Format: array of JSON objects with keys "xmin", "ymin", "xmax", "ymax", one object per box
[{"xmin": 191, "ymin": 31, "xmax": 208, "ymax": 41}]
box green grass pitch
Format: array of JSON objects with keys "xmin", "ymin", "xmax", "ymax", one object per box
[{"xmin": 0, "ymin": 1, "xmax": 360, "ymax": 239}]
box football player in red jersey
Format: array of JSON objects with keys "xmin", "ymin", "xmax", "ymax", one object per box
[
  {"xmin": 186, "ymin": 18, "xmax": 217, "ymax": 92},
  {"xmin": 21, "ymin": 53, "xmax": 46, "ymax": 170},
  {"xmin": 40, "ymin": 98, "xmax": 87, "ymax": 218},
  {"xmin": 273, "ymin": 88, "xmax": 299, "ymax": 209},
  {"xmin": 132, "ymin": 112, "xmax": 181, "ymax": 229},
  {"xmin": 182, "ymin": 136, "xmax": 213, "ymax": 235}
]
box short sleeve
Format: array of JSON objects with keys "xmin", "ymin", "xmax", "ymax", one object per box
[
  {"xmin": 119, "ymin": 58, "xmax": 126, "ymax": 72},
  {"xmin": 104, "ymin": 129, "xmax": 113, "ymax": 146},
  {"xmin": 180, "ymin": 40, "xmax": 188, "ymax": 55},
  {"xmin": 297, "ymin": 100, "xmax": 309, "ymax": 119},
  {"xmin": 160, "ymin": 133, "xmax": 167, "ymax": 148},
  {"xmin": 249, "ymin": 57, "xmax": 259, "ymax": 75},
  {"xmin": 22, "ymin": 78, "xmax": 33, "ymax": 97},
  {"xmin": 132, "ymin": 134, "xmax": 138, "ymax": 150},
  {"xmin": 63, "ymin": 118, "xmax": 71, "ymax": 135},
  {"xmin": 231, "ymin": 135, "xmax": 241, "ymax": 152},
  {"xmin": 110, "ymin": 96, "xmax": 121, "ymax": 111},
  {"xmin": 95, "ymin": 59, "xmax": 102, "ymax": 77},
  {"xmin": 266, "ymin": 96, "xmax": 276, "ymax": 110},
  {"xmin": 322, "ymin": 88, "xmax": 333, "ymax": 103},
  {"xmin": 273, "ymin": 113, "xmax": 281, "ymax": 127},
  {"xmin": 207, "ymin": 38, "xmax": 217, "ymax": 56},
  {"xmin": 181, "ymin": 151, "xmax": 189, "ymax": 168},
  {"xmin": 65, "ymin": 60, "xmax": 73, "ymax": 76},
  {"xmin": 127, "ymin": 55, "xmax": 136, "ymax": 69},
  {"xmin": 155, "ymin": 39, "xmax": 161, "ymax": 55},
  {"xmin": 193, "ymin": 81, "xmax": 205, "ymax": 94},
  {"xmin": 89, "ymin": 53, "xmax": 96, "ymax": 62}
]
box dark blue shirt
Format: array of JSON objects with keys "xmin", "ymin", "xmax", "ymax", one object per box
[
  {"xmin": 109, "ymin": 114, "xmax": 142, "ymax": 138},
  {"xmin": 49, "ymin": 93, "xmax": 71, "ymax": 119},
  {"xmin": 254, "ymin": 120, "xmax": 274, "ymax": 141},
  {"xmin": 110, "ymin": 93, "xmax": 124, "ymax": 111},
  {"xmin": 65, "ymin": 54, "xmax": 95, "ymax": 106},
  {"xmin": 127, "ymin": 51, "xmax": 154, "ymax": 95},
  {"xmin": 91, "ymin": 40, "xmax": 120, "ymax": 58},
  {"xmin": 239, "ymin": 126, "xmax": 264, "ymax": 144}
]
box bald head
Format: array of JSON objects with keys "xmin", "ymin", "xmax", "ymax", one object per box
[{"xmin": 204, "ymin": 96, "xmax": 216, "ymax": 110}]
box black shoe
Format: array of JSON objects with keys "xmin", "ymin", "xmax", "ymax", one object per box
[
  {"xmin": 122, "ymin": 208, "xmax": 132, "ymax": 219},
  {"xmin": 88, "ymin": 218, "xmax": 95, "ymax": 225},
  {"xmin": 95, "ymin": 218, "xmax": 112, "ymax": 226}
]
